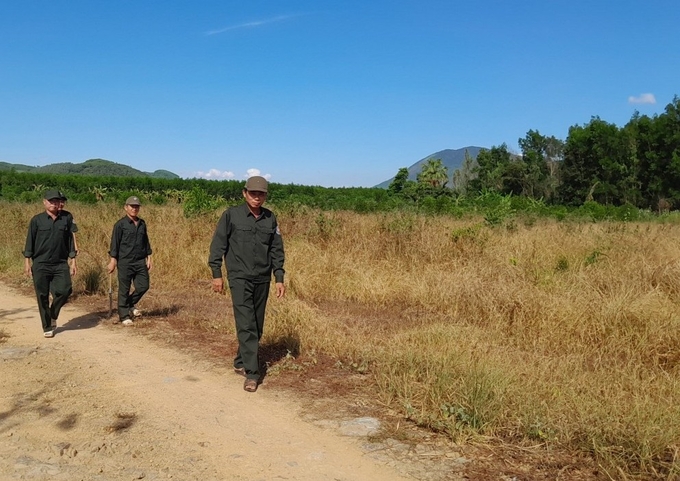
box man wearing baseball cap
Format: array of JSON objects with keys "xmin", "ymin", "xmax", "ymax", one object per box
[
  {"xmin": 23, "ymin": 190, "xmax": 78, "ymax": 338},
  {"xmin": 208, "ymin": 175, "xmax": 285, "ymax": 392},
  {"xmin": 107, "ymin": 195, "xmax": 153, "ymax": 325}
]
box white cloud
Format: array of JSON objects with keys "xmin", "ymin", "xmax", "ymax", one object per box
[
  {"xmin": 192, "ymin": 168, "xmax": 273, "ymax": 181},
  {"xmin": 194, "ymin": 169, "xmax": 235, "ymax": 179},
  {"xmin": 628, "ymin": 93, "xmax": 656, "ymax": 105},
  {"xmin": 245, "ymin": 168, "xmax": 271, "ymax": 180},
  {"xmin": 206, "ymin": 14, "xmax": 303, "ymax": 35}
]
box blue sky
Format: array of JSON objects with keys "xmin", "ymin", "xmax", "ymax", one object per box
[{"xmin": 1, "ymin": 1, "xmax": 677, "ymax": 187}]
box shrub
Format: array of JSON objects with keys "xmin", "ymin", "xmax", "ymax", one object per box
[{"xmin": 182, "ymin": 187, "xmax": 224, "ymax": 218}]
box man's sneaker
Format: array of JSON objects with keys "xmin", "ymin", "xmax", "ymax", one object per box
[
  {"xmin": 43, "ymin": 330, "xmax": 54, "ymax": 338},
  {"xmin": 131, "ymin": 307, "xmax": 142, "ymax": 318},
  {"xmin": 122, "ymin": 318, "xmax": 134, "ymax": 326}
]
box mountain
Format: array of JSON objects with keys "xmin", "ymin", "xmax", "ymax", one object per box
[
  {"xmin": 375, "ymin": 146, "xmax": 483, "ymax": 188},
  {"xmin": 0, "ymin": 158, "xmax": 180, "ymax": 179},
  {"xmin": 0, "ymin": 161, "xmax": 36, "ymax": 172}
]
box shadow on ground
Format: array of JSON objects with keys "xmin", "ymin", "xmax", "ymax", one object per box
[
  {"xmin": 257, "ymin": 334, "xmax": 301, "ymax": 382},
  {"xmin": 57, "ymin": 312, "xmax": 103, "ymax": 333}
]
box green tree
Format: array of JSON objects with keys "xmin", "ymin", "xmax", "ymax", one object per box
[
  {"xmin": 518, "ymin": 130, "xmax": 564, "ymax": 199},
  {"xmin": 452, "ymin": 149, "xmax": 477, "ymax": 195},
  {"xmin": 89, "ymin": 185, "xmax": 109, "ymax": 201},
  {"xmin": 388, "ymin": 167, "xmax": 411, "ymax": 195},
  {"xmin": 417, "ymin": 158, "xmax": 449, "ymax": 188},
  {"xmin": 558, "ymin": 117, "xmax": 636, "ymax": 205},
  {"xmin": 469, "ymin": 144, "xmax": 513, "ymax": 193},
  {"xmin": 627, "ymin": 96, "xmax": 680, "ymax": 208},
  {"xmin": 545, "ymin": 135, "xmax": 565, "ymax": 198}
]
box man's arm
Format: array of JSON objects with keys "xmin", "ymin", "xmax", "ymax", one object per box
[
  {"xmin": 69, "ymin": 229, "xmax": 78, "ymax": 277},
  {"xmin": 144, "ymin": 220, "xmax": 153, "ymax": 257},
  {"xmin": 68, "ymin": 215, "xmax": 79, "ymax": 259},
  {"xmin": 23, "ymin": 218, "xmax": 36, "ymax": 260},
  {"xmin": 270, "ymin": 216, "xmax": 285, "ymax": 284},
  {"xmin": 23, "ymin": 218, "xmax": 36, "ymax": 277},
  {"xmin": 208, "ymin": 210, "xmax": 230, "ymax": 292},
  {"xmin": 107, "ymin": 221, "xmax": 121, "ymax": 274},
  {"xmin": 144, "ymin": 221, "xmax": 153, "ymax": 271}
]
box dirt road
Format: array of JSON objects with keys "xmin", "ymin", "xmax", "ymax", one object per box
[{"xmin": 0, "ymin": 283, "xmax": 435, "ymax": 481}]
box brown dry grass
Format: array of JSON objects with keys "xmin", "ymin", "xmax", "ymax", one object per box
[{"xmin": 3, "ymin": 200, "xmax": 680, "ymax": 479}]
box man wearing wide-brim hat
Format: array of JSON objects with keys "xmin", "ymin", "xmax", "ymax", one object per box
[
  {"xmin": 23, "ymin": 189, "xmax": 78, "ymax": 338},
  {"xmin": 107, "ymin": 195, "xmax": 153, "ymax": 326}
]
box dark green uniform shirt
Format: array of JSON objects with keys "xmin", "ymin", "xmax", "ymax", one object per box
[
  {"xmin": 208, "ymin": 203, "xmax": 285, "ymax": 283},
  {"xmin": 23, "ymin": 210, "xmax": 78, "ymax": 264},
  {"xmin": 109, "ymin": 216, "xmax": 153, "ymax": 263}
]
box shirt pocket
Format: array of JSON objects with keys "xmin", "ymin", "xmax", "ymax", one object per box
[
  {"xmin": 122, "ymin": 230, "xmax": 136, "ymax": 244},
  {"xmin": 52, "ymin": 224, "xmax": 68, "ymax": 235},
  {"xmin": 256, "ymin": 227, "xmax": 275, "ymax": 245},
  {"xmin": 233, "ymin": 226, "xmax": 254, "ymax": 245}
]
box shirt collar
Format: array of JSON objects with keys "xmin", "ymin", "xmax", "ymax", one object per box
[{"xmin": 242, "ymin": 202, "xmax": 264, "ymax": 219}]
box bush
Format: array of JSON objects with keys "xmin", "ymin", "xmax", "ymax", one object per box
[
  {"xmin": 484, "ymin": 196, "xmax": 515, "ymax": 226},
  {"xmin": 74, "ymin": 192, "xmax": 99, "ymax": 204},
  {"xmin": 18, "ymin": 191, "xmax": 42, "ymax": 203},
  {"xmin": 150, "ymin": 194, "xmax": 167, "ymax": 205},
  {"xmin": 579, "ymin": 201, "xmax": 609, "ymax": 221},
  {"xmin": 611, "ymin": 203, "xmax": 640, "ymax": 222},
  {"xmin": 182, "ymin": 187, "xmax": 224, "ymax": 218}
]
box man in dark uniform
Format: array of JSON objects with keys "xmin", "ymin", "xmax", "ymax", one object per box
[
  {"xmin": 107, "ymin": 196, "xmax": 153, "ymax": 326},
  {"xmin": 208, "ymin": 176, "xmax": 285, "ymax": 392},
  {"xmin": 23, "ymin": 190, "xmax": 78, "ymax": 338}
]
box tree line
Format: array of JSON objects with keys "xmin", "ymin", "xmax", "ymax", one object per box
[
  {"xmin": 2, "ymin": 96, "xmax": 678, "ymax": 219},
  {"xmin": 0, "ymin": 170, "xmax": 398, "ymax": 213},
  {"xmin": 390, "ymin": 96, "xmax": 680, "ymax": 211}
]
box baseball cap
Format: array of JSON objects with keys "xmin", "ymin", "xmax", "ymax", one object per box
[
  {"xmin": 245, "ymin": 176, "xmax": 268, "ymax": 193},
  {"xmin": 125, "ymin": 196, "xmax": 142, "ymax": 206},
  {"xmin": 44, "ymin": 189, "xmax": 67, "ymax": 201}
]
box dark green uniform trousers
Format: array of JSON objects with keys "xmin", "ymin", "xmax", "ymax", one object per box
[
  {"xmin": 117, "ymin": 260, "xmax": 150, "ymax": 320},
  {"xmin": 32, "ymin": 262, "xmax": 72, "ymax": 332},
  {"xmin": 229, "ymin": 279, "xmax": 270, "ymax": 380}
]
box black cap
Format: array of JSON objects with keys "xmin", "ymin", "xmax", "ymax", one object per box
[
  {"xmin": 44, "ymin": 189, "xmax": 66, "ymax": 201},
  {"xmin": 125, "ymin": 196, "xmax": 142, "ymax": 206}
]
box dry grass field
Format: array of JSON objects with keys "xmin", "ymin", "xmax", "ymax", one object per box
[{"xmin": 3, "ymin": 199, "xmax": 680, "ymax": 479}]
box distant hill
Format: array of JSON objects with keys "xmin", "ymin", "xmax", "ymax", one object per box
[
  {"xmin": 0, "ymin": 158, "xmax": 180, "ymax": 179},
  {"xmin": 376, "ymin": 146, "xmax": 483, "ymax": 188},
  {"xmin": 0, "ymin": 161, "xmax": 36, "ymax": 172}
]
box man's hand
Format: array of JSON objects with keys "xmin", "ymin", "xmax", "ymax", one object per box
[
  {"xmin": 70, "ymin": 259, "xmax": 77, "ymax": 277},
  {"xmin": 146, "ymin": 257, "xmax": 153, "ymax": 272},
  {"xmin": 275, "ymin": 282, "xmax": 285, "ymax": 299},
  {"xmin": 24, "ymin": 258, "xmax": 32, "ymax": 278},
  {"xmin": 107, "ymin": 258, "xmax": 117, "ymax": 274},
  {"xmin": 212, "ymin": 278, "xmax": 224, "ymax": 293}
]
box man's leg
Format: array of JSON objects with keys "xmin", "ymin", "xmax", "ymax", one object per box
[
  {"xmin": 117, "ymin": 263, "xmax": 133, "ymax": 321},
  {"xmin": 229, "ymin": 279, "xmax": 260, "ymax": 380},
  {"xmin": 49, "ymin": 262, "xmax": 73, "ymax": 322},
  {"xmin": 129, "ymin": 261, "xmax": 150, "ymax": 308},
  {"xmin": 31, "ymin": 264, "xmax": 53, "ymax": 332},
  {"xmin": 253, "ymin": 282, "xmax": 271, "ymax": 341}
]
